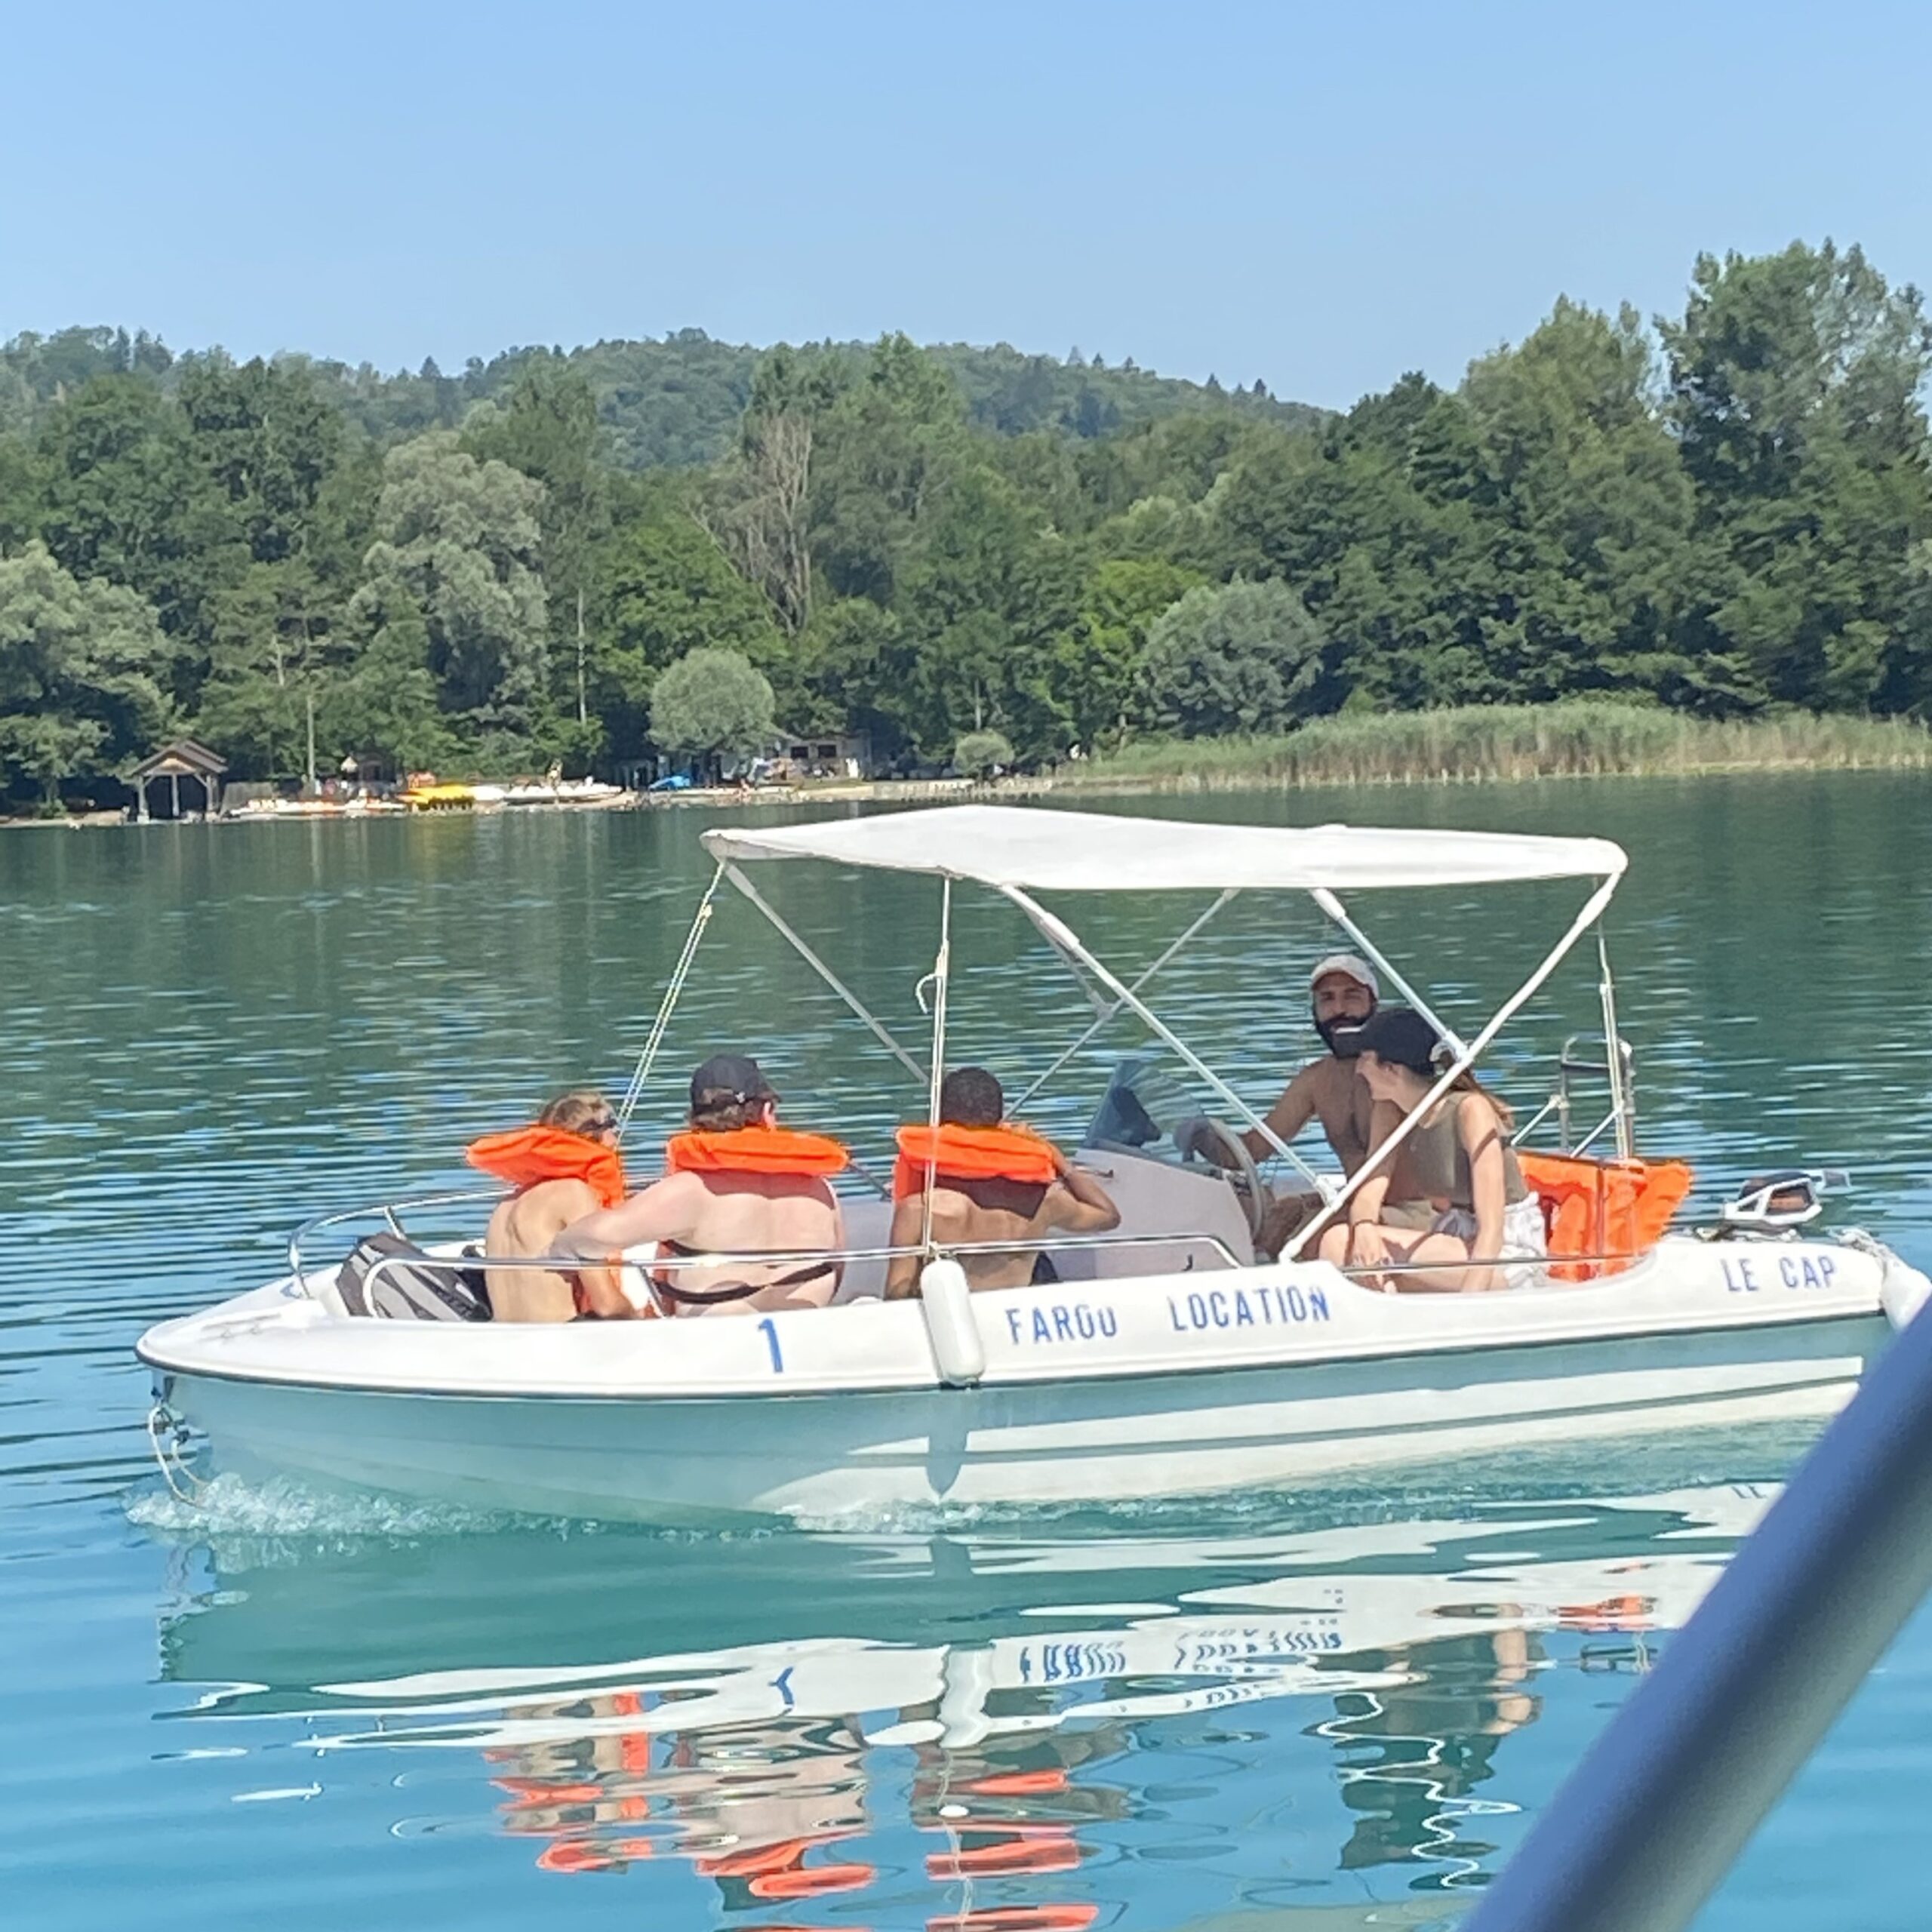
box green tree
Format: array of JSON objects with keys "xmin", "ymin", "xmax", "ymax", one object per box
[
  {"xmin": 177, "ymin": 355, "xmax": 342, "ymax": 565},
  {"xmin": 349, "ymin": 432, "xmax": 550, "ymax": 741},
  {"xmin": 0, "ymin": 542, "xmax": 173, "ymax": 806},
  {"xmin": 697, "ymin": 349, "xmax": 828, "ymax": 636},
  {"xmin": 0, "ymin": 431, "xmax": 43, "ymax": 551},
  {"xmin": 953, "ymin": 728, "xmax": 1013, "ymax": 777},
  {"xmin": 1052, "ymin": 557, "xmax": 1201, "ymax": 749},
  {"xmin": 193, "ymin": 560, "xmax": 340, "ymax": 780},
  {"xmin": 895, "ymin": 464, "xmax": 1080, "ymax": 759},
  {"xmin": 35, "ymin": 374, "xmax": 237, "ymax": 660},
  {"xmin": 792, "ymin": 596, "xmax": 916, "ymax": 752},
  {"xmin": 330, "ymin": 584, "xmax": 453, "ymax": 772},
  {"xmin": 1659, "ymin": 241, "xmax": 1932, "ymax": 711},
  {"xmin": 1461, "ymin": 300, "xmax": 1697, "ymax": 703},
  {"xmin": 589, "ymin": 499, "xmax": 785, "ymax": 761},
  {"xmin": 1211, "ymin": 379, "xmax": 1499, "ymax": 710},
  {"xmin": 649, "ymin": 646, "xmax": 775, "ymax": 761},
  {"xmin": 1140, "ymin": 577, "xmax": 1325, "ymax": 737},
  {"xmin": 808, "ymin": 334, "xmax": 969, "ymax": 608},
  {"xmin": 463, "ymin": 360, "xmax": 610, "ymax": 724}
]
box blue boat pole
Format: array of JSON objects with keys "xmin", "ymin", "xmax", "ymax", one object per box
[{"xmin": 1466, "ymin": 1293, "xmax": 1932, "ymax": 1932}]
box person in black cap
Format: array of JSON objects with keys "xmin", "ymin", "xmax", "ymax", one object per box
[
  {"xmin": 686, "ymin": 1051, "xmax": 779, "ymax": 1129},
  {"xmin": 1312, "ymin": 1006, "xmax": 1546, "ymax": 1294},
  {"xmin": 554, "ymin": 1052, "xmax": 850, "ymax": 1315}
]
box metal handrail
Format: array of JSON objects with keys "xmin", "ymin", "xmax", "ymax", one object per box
[
  {"xmin": 344, "ymin": 1229, "xmax": 1678, "ymax": 1322},
  {"xmin": 355, "ymin": 1226, "xmax": 1245, "ymax": 1280},
  {"xmin": 1511, "ymin": 1032, "xmax": 1637, "ymax": 1156},
  {"xmin": 1336, "ymin": 1252, "xmax": 1600, "ymax": 1278},
  {"xmin": 288, "ymin": 1190, "xmax": 500, "ymax": 1278},
  {"xmin": 334, "ymin": 1226, "xmax": 1251, "ymax": 1321}
]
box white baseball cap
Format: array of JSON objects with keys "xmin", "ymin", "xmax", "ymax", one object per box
[{"xmin": 1309, "ymin": 952, "xmax": 1379, "ymax": 997}]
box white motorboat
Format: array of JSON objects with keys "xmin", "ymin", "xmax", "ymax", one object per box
[{"xmin": 137, "ymin": 806, "xmax": 1932, "ymax": 1523}]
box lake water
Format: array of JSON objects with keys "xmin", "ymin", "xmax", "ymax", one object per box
[{"xmin": 6, "ymin": 774, "xmax": 1932, "ymax": 1932}]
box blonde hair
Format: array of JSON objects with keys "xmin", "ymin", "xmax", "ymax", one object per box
[{"xmin": 538, "ymin": 1089, "xmax": 614, "ymax": 1134}]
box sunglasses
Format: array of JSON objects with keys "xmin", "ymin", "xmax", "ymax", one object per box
[{"xmin": 579, "ymin": 1115, "xmax": 619, "ymax": 1137}]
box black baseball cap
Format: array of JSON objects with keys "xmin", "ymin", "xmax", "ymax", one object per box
[
  {"xmin": 1349, "ymin": 1006, "xmax": 1442, "ymax": 1076},
  {"xmin": 689, "ymin": 1053, "xmax": 778, "ymax": 1109}
]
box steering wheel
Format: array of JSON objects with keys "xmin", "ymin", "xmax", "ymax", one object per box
[{"xmin": 1174, "ymin": 1116, "xmax": 1269, "ymax": 1241}]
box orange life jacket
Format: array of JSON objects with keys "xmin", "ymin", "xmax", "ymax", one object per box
[
  {"xmin": 665, "ymin": 1125, "xmax": 850, "ymax": 1179},
  {"xmin": 465, "ymin": 1124, "xmax": 626, "ymax": 1208},
  {"xmin": 892, "ymin": 1122, "xmax": 1062, "ymax": 1199},
  {"xmin": 1516, "ymin": 1150, "xmax": 1695, "ymax": 1282}
]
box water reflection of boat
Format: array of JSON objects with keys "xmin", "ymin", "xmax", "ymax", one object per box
[
  {"xmin": 151, "ymin": 1477, "xmax": 1773, "ymax": 1912},
  {"xmin": 139, "ymin": 807, "xmax": 1929, "ymax": 1523}
]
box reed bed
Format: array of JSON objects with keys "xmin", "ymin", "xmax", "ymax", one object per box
[{"xmin": 1063, "ymin": 703, "xmax": 1932, "ymax": 791}]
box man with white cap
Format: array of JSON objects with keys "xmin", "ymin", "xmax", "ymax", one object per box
[{"xmin": 1200, "ymin": 952, "xmax": 1385, "ymax": 1256}]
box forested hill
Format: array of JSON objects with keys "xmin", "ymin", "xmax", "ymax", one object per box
[
  {"xmin": 3, "ymin": 238, "xmax": 1930, "ymax": 816},
  {"xmin": 0, "ymin": 326, "xmax": 1324, "ymax": 470}
]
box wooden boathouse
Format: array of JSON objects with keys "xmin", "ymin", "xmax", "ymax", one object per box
[{"xmin": 129, "ymin": 740, "xmax": 227, "ymax": 821}]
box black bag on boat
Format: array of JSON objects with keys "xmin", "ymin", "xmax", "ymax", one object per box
[{"xmin": 336, "ymin": 1232, "xmax": 491, "ymax": 1322}]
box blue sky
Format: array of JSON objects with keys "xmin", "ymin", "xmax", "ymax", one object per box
[{"xmin": 5, "ymin": 0, "xmax": 1928, "ymax": 409}]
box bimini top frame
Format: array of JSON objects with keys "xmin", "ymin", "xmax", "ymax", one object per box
[{"xmin": 619, "ymin": 804, "xmax": 1632, "ymax": 1267}]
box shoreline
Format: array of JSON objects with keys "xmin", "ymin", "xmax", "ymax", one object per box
[
  {"xmin": 7, "ymin": 753, "xmax": 1924, "ymax": 830},
  {"xmin": 9, "ymin": 708, "xmax": 1930, "ymax": 830}
]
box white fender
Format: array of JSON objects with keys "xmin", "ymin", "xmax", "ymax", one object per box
[
  {"xmin": 1881, "ymin": 1255, "xmax": 1932, "ymax": 1332},
  {"xmin": 919, "ymin": 1257, "xmax": 986, "ymax": 1386}
]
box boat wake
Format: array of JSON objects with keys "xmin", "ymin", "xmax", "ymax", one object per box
[
  {"xmin": 124, "ymin": 1420, "xmax": 1814, "ymax": 1554},
  {"xmin": 125, "ymin": 1471, "xmax": 592, "ymax": 1545}
]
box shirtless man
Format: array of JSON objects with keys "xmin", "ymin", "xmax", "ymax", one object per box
[
  {"xmin": 1192, "ymin": 952, "xmax": 1382, "ymax": 1257},
  {"xmin": 884, "ymin": 1067, "xmax": 1120, "ymax": 1296},
  {"xmin": 552, "ymin": 1054, "xmax": 847, "ymax": 1316},
  {"xmin": 472, "ymin": 1090, "xmax": 632, "ymax": 1321}
]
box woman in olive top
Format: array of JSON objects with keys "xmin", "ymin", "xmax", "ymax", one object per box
[{"xmin": 1315, "ymin": 1007, "xmax": 1547, "ymax": 1293}]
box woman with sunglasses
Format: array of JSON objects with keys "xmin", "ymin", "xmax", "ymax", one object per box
[{"xmin": 467, "ymin": 1091, "xmax": 635, "ymax": 1321}]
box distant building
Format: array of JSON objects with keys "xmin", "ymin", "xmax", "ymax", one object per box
[
  {"xmin": 128, "ymin": 740, "xmax": 226, "ymax": 821},
  {"xmin": 774, "ymin": 728, "xmax": 873, "ymax": 780}
]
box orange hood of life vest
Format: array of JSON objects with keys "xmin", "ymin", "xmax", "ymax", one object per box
[
  {"xmin": 665, "ymin": 1125, "xmax": 850, "ymax": 1178},
  {"xmin": 466, "ymin": 1124, "xmax": 627, "ymax": 1208},
  {"xmin": 893, "ymin": 1121, "xmax": 1062, "ymax": 1199}
]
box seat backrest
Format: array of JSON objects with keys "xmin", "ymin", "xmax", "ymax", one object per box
[
  {"xmin": 337, "ymin": 1232, "xmax": 492, "ymax": 1320},
  {"xmin": 1061, "ymin": 1148, "xmax": 1254, "ymax": 1278}
]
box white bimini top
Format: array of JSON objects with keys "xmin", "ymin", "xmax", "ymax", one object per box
[{"xmin": 703, "ymin": 804, "xmax": 1627, "ymax": 894}]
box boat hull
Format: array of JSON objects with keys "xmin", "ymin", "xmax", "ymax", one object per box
[{"xmin": 152, "ymin": 1310, "xmax": 1883, "ymax": 1523}]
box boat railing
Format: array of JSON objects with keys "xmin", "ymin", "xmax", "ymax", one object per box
[
  {"xmin": 1514, "ymin": 1031, "xmax": 1637, "ymax": 1157},
  {"xmin": 302, "ymin": 1199, "xmax": 1659, "ymax": 1309},
  {"xmin": 1334, "ymin": 1251, "xmax": 1636, "ymax": 1285},
  {"xmin": 288, "ymin": 1191, "xmax": 502, "ymax": 1278},
  {"xmin": 338, "ymin": 1227, "xmax": 1249, "ymax": 1318}
]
